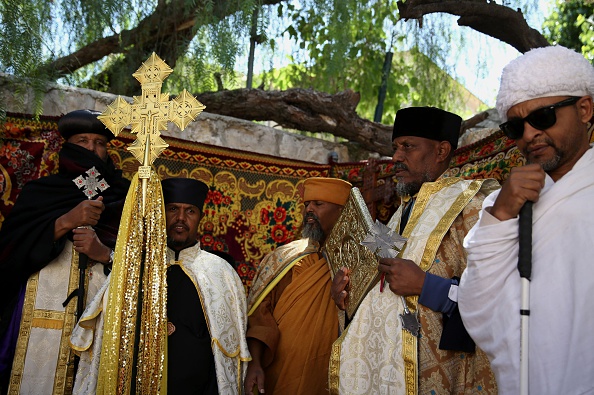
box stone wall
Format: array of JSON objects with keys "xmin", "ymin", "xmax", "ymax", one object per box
[{"xmin": 0, "ymin": 73, "xmax": 369, "ymax": 164}]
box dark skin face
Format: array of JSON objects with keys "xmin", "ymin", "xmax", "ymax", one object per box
[
  {"xmin": 303, "ymin": 200, "xmax": 343, "ymax": 245},
  {"xmin": 391, "ymin": 135, "xmax": 452, "ymax": 196},
  {"xmin": 67, "ymin": 133, "xmax": 109, "ymax": 161},
  {"xmin": 490, "ymin": 95, "xmax": 594, "ymax": 221},
  {"xmin": 165, "ymin": 203, "xmax": 202, "ymax": 251},
  {"xmin": 331, "ymin": 135, "xmax": 453, "ymax": 309},
  {"xmin": 510, "ymin": 95, "xmax": 592, "ymax": 181}
]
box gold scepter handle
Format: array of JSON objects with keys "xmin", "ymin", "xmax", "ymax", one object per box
[{"xmin": 138, "ymin": 133, "xmax": 152, "ymax": 217}]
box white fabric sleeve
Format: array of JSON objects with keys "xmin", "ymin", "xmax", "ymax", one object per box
[{"xmin": 458, "ymin": 190, "xmax": 522, "ymax": 394}]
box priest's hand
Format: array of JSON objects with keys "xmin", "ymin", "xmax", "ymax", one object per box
[
  {"xmin": 245, "ymin": 363, "xmax": 265, "ymax": 394},
  {"xmin": 245, "ymin": 339, "xmax": 266, "ymax": 393},
  {"xmin": 72, "ymin": 227, "xmax": 112, "ymax": 263},
  {"xmin": 490, "ymin": 164, "xmax": 545, "ymax": 221},
  {"xmin": 378, "ymin": 257, "xmax": 425, "ymax": 296},
  {"xmin": 331, "ymin": 267, "xmax": 350, "ymax": 311},
  {"xmin": 54, "ymin": 196, "xmax": 105, "ymax": 240}
]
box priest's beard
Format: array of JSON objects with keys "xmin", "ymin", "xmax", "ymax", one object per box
[
  {"xmin": 301, "ymin": 213, "xmax": 324, "ymax": 242},
  {"xmin": 394, "ymin": 165, "xmax": 433, "ymax": 197},
  {"xmin": 167, "ymin": 235, "xmax": 196, "ymax": 251}
]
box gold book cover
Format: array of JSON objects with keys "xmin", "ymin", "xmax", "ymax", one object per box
[{"xmin": 323, "ymin": 187, "xmax": 380, "ymax": 318}]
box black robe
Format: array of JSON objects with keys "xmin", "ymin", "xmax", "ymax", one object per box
[
  {"xmin": 0, "ymin": 142, "xmax": 129, "ymax": 326},
  {"xmin": 167, "ymin": 255, "xmax": 218, "ymax": 395}
]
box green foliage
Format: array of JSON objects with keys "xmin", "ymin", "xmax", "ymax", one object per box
[
  {"xmin": 0, "ymin": 0, "xmax": 53, "ymax": 113},
  {"xmin": 543, "ymin": 0, "xmax": 594, "ymax": 63},
  {"xmin": 259, "ymin": 0, "xmax": 479, "ymax": 122},
  {"xmin": 164, "ymin": 2, "xmax": 263, "ymax": 94},
  {"xmin": 1, "ymin": 0, "xmax": 542, "ymax": 123}
]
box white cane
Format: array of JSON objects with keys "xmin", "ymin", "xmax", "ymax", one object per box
[{"xmin": 518, "ymin": 201, "xmax": 533, "ymax": 395}]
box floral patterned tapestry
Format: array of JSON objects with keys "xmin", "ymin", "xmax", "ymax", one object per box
[{"xmin": 1, "ymin": 113, "xmax": 522, "ymax": 287}]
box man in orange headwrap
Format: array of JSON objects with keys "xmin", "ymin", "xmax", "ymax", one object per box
[{"xmin": 244, "ymin": 177, "xmax": 352, "ymax": 394}]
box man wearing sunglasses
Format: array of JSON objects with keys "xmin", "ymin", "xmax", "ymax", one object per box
[{"xmin": 459, "ymin": 45, "xmax": 594, "ymax": 394}]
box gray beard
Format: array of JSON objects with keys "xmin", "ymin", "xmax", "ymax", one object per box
[
  {"xmin": 395, "ymin": 170, "xmax": 433, "ymax": 197},
  {"xmin": 527, "ymin": 147, "xmax": 562, "ymax": 172},
  {"xmin": 395, "ymin": 180, "xmax": 423, "ymax": 197},
  {"xmin": 523, "ymin": 135, "xmax": 566, "ymax": 172},
  {"xmin": 302, "ymin": 222, "xmax": 324, "ymax": 242}
]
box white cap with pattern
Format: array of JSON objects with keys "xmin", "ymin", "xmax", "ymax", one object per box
[{"xmin": 496, "ymin": 45, "xmax": 594, "ymax": 121}]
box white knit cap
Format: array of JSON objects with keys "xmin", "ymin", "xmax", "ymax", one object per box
[{"xmin": 496, "ymin": 45, "xmax": 594, "ymax": 121}]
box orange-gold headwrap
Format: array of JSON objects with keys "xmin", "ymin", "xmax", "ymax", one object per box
[{"xmin": 303, "ymin": 177, "xmax": 352, "ymax": 206}]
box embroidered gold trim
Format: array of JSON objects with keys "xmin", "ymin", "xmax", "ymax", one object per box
[
  {"xmin": 9, "ymin": 243, "xmax": 80, "ymax": 395},
  {"xmin": 53, "ymin": 248, "xmax": 79, "ymax": 395},
  {"xmin": 8, "ymin": 273, "xmax": 39, "ymax": 394},
  {"xmin": 400, "ymin": 178, "xmax": 484, "ymax": 395},
  {"xmin": 328, "ymin": 322, "xmax": 350, "ymax": 394}
]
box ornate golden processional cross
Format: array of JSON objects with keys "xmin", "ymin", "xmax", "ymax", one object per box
[{"xmin": 98, "ymin": 52, "xmax": 206, "ymax": 214}]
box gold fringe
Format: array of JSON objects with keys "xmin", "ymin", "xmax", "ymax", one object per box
[
  {"xmin": 97, "ymin": 172, "xmax": 168, "ymax": 394},
  {"xmin": 30, "ymin": 317, "xmax": 64, "ymax": 330},
  {"xmin": 401, "ymin": 178, "xmax": 485, "ymax": 395}
]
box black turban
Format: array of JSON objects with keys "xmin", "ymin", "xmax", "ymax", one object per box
[
  {"xmin": 58, "ymin": 109, "xmax": 115, "ymax": 140},
  {"xmin": 392, "ymin": 107, "xmax": 462, "ymax": 150},
  {"xmin": 162, "ymin": 178, "xmax": 209, "ymax": 211}
]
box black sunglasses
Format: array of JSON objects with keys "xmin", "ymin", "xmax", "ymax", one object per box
[{"xmin": 499, "ymin": 97, "xmax": 580, "ymax": 140}]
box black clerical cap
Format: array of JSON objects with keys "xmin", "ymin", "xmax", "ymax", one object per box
[
  {"xmin": 392, "ymin": 107, "xmax": 462, "ymax": 150},
  {"xmin": 162, "ymin": 178, "xmax": 209, "ymax": 211},
  {"xmin": 58, "ymin": 109, "xmax": 115, "ymax": 140}
]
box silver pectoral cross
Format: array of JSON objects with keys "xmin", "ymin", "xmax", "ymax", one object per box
[
  {"xmin": 360, "ymin": 219, "xmax": 407, "ymax": 259},
  {"xmin": 399, "ymin": 295, "xmax": 421, "ymax": 337},
  {"xmin": 73, "ymin": 166, "xmax": 110, "ymax": 199}
]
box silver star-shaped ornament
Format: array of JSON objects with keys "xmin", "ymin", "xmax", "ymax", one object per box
[
  {"xmin": 73, "ymin": 166, "xmax": 110, "ymax": 199},
  {"xmin": 360, "ymin": 219, "xmax": 407, "ymax": 258}
]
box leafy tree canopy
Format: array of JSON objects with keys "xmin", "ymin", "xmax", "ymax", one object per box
[
  {"xmin": 1, "ymin": 0, "xmax": 590, "ymax": 152},
  {"xmin": 543, "ymin": 0, "xmax": 594, "ymax": 63}
]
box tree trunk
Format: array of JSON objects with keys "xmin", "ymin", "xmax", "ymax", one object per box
[{"xmin": 196, "ymin": 88, "xmax": 394, "ymax": 156}]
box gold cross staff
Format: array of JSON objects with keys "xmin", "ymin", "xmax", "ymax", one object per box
[{"xmin": 98, "ymin": 52, "xmax": 206, "ymax": 215}]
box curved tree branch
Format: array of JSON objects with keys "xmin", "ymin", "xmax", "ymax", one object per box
[
  {"xmin": 197, "ymin": 88, "xmax": 394, "ymax": 156},
  {"xmin": 397, "ymin": 0, "xmax": 550, "ymax": 53},
  {"xmin": 45, "ymin": 0, "xmax": 285, "ymax": 78}
]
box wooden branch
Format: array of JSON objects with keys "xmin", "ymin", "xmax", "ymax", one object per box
[
  {"xmin": 196, "ymin": 88, "xmax": 394, "ymax": 156},
  {"xmin": 461, "ymin": 111, "xmax": 489, "ymax": 132},
  {"xmin": 397, "ymin": 0, "xmax": 550, "ymax": 53},
  {"xmin": 45, "ymin": 0, "xmax": 285, "ymax": 77}
]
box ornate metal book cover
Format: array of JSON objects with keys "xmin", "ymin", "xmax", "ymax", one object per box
[{"xmin": 323, "ymin": 187, "xmax": 379, "ymax": 318}]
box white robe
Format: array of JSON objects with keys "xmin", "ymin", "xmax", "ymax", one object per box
[
  {"xmin": 9, "ymin": 241, "xmax": 107, "ymax": 395},
  {"xmin": 459, "ymin": 148, "xmax": 594, "ymax": 395},
  {"xmin": 70, "ymin": 244, "xmax": 250, "ymax": 394}
]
